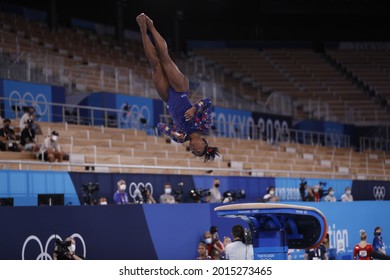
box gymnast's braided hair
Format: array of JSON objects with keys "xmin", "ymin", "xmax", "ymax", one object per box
[{"xmin": 203, "ymin": 140, "xmax": 220, "ymax": 162}]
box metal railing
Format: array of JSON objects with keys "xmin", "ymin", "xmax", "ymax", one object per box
[
  {"xmin": 1, "ymin": 95, "xmax": 352, "ymax": 149},
  {"xmin": 1, "ymin": 159, "xmax": 389, "ymax": 180}
]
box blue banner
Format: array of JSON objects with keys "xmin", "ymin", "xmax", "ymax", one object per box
[
  {"xmin": 115, "ymin": 94, "xmax": 154, "ymax": 130},
  {"xmin": 3, "ymin": 80, "xmax": 52, "ymax": 121},
  {"xmin": 275, "ymin": 177, "xmax": 353, "ymax": 201},
  {"xmin": 352, "ymin": 180, "xmax": 390, "ymax": 201},
  {"xmin": 1, "ymin": 79, "xmax": 64, "ymax": 122},
  {"xmin": 1, "ymin": 202, "xmax": 389, "ymax": 260}
]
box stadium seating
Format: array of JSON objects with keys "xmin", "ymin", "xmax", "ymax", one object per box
[
  {"xmin": 1, "ymin": 10, "xmax": 390, "ymax": 181},
  {"xmin": 1, "ymin": 120, "xmax": 389, "ymax": 180}
]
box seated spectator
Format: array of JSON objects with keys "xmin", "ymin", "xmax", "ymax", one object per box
[
  {"xmin": 98, "ymin": 197, "xmax": 108, "ymax": 205},
  {"xmin": 113, "ymin": 179, "xmax": 130, "ymax": 204},
  {"xmin": 144, "ymin": 189, "xmax": 156, "ymax": 204},
  {"xmin": 159, "ymin": 182, "xmax": 176, "ymax": 204},
  {"xmin": 341, "ymin": 187, "xmax": 353, "ymax": 202},
  {"xmin": 0, "ymin": 118, "xmax": 22, "ymax": 152},
  {"xmin": 19, "ymin": 106, "xmax": 42, "ymax": 135},
  {"xmin": 323, "ymin": 187, "xmax": 337, "ymax": 202},
  {"xmin": 20, "ymin": 119, "xmax": 39, "ymax": 152},
  {"xmin": 263, "ymin": 186, "xmax": 280, "ymax": 202},
  {"xmin": 38, "ymin": 130, "xmax": 64, "ymax": 162}
]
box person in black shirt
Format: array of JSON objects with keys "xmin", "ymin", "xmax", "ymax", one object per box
[
  {"xmin": 20, "ymin": 119, "xmax": 39, "ymax": 152},
  {"xmin": 0, "ymin": 118, "xmax": 22, "ymax": 151}
]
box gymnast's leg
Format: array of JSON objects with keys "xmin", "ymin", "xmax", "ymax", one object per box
[
  {"xmin": 136, "ymin": 13, "xmax": 169, "ymax": 102},
  {"xmin": 145, "ymin": 14, "xmax": 189, "ymax": 93}
]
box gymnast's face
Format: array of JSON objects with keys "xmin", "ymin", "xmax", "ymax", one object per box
[{"xmin": 189, "ymin": 138, "xmax": 207, "ymax": 157}]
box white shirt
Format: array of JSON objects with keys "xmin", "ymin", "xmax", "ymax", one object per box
[
  {"xmin": 39, "ymin": 137, "xmax": 59, "ymax": 153},
  {"xmin": 340, "ymin": 193, "xmax": 353, "ymax": 202},
  {"xmin": 225, "ymin": 240, "xmax": 254, "ymax": 260},
  {"xmin": 324, "ymin": 195, "xmax": 336, "ymax": 202},
  {"xmin": 19, "ymin": 113, "xmax": 32, "ymax": 129},
  {"xmin": 209, "ymin": 186, "xmax": 222, "ymax": 203}
]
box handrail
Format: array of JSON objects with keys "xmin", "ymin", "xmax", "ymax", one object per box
[
  {"xmin": 0, "ymin": 159, "xmax": 389, "ymax": 180},
  {"xmin": 1, "ymin": 96, "xmax": 388, "ymax": 151}
]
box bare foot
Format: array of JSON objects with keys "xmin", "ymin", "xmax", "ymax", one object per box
[
  {"xmin": 136, "ymin": 13, "xmax": 147, "ymax": 31},
  {"xmin": 145, "ymin": 14, "xmax": 154, "ymax": 30}
]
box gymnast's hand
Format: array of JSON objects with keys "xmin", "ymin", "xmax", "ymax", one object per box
[
  {"xmin": 184, "ymin": 106, "xmax": 196, "ymax": 121},
  {"xmin": 171, "ymin": 131, "xmax": 185, "ymax": 140}
]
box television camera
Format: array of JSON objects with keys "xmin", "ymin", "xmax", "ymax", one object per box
[
  {"xmin": 222, "ymin": 190, "xmax": 246, "ymax": 203},
  {"xmin": 189, "ymin": 188, "xmax": 211, "ymax": 203},
  {"xmin": 54, "ymin": 238, "xmax": 71, "ymax": 259},
  {"xmin": 81, "ymin": 182, "xmax": 99, "ymax": 205},
  {"xmin": 172, "ymin": 182, "xmax": 184, "ymax": 203},
  {"xmin": 134, "ymin": 185, "xmax": 149, "ymax": 204}
]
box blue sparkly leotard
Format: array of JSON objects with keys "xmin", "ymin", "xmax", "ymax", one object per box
[{"xmin": 157, "ymin": 88, "xmax": 212, "ymax": 143}]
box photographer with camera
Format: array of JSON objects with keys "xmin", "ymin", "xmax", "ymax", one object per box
[
  {"xmin": 53, "ymin": 237, "xmax": 83, "ymax": 260},
  {"xmin": 113, "ymin": 179, "xmax": 130, "ymax": 204},
  {"xmin": 225, "ymin": 224, "xmax": 254, "ymax": 260},
  {"xmin": 0, "ymin": 118, "xmax": 22, "ymax": 152}
]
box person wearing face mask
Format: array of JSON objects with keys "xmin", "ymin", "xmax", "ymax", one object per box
[
  {"xmin": 113, "ymin": 179, "xmax": 130, "ymax": 204},
  {"xmin": 372, "ymin": 226, "xmax": 390, "ymax": 260},
  {"xmin": 323, "ymin": 187, "xmax": 337, "ymax": 202},
  {"xmin": 53, "ymin": 237, "xmax": 83, "ymax": 260},
  {"xmin": 340, "ymin": 187, "xmax": 353, "ymax": 202},
  {"xmin": 159, "ymin": 182, "xmax": 176, "ymax": 204},
  {"xmin": 262, "ymin": 186, "xmax": 279, "ymax": 203},
  {"xmin": 312, "ymin": 185, "xmax": 325, "ymax": 202},
  {"xmin": 38, "ymin": 130, "xmax": 64, "ymax": 162},
  {"xmin": 206, "ymin": 178, "xmax": 222, "ymax": 203}
]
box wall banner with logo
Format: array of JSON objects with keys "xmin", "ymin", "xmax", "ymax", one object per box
[{"xmin": 351, "ymin": 180, "xmax": 390, "ymax": 201}]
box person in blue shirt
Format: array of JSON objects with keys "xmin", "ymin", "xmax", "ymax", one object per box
[
  {"xmin": 136, "ymin": 13, "xmax": 219, "ymax": 162},
  {"xmin": 372, "ymin": 226, "xmax": 390, "ymax": 260},
  {"xmin": 113, "ymin": 179, "xmax": 130, "ymax": 205}
]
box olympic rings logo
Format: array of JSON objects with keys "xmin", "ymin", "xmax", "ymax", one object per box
[
  {"xmin": 373, "ymin": 186, "xmax": 386, "ymax": 200},
  {"xmin": 8, "ymin": 90, "xmax": 48, "ymax": 117},
  {"xmin": 120, "ymin": 103, "xmax": 150, "ymax": 129},
  {"xmin": 129, "ymin": 182, "xmax": 154, "ymax": 203},
  {"xmin": 21, "ymin": 233, "xmax": 86, "ymax": 260}
]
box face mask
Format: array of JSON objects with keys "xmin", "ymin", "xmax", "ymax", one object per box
[
  {"xmin": 52, "ymin": 136, "xmax": 58, "ymax": 142},
  {"xmin": 313, "ymin": 189, "xmax": 319, "ymax": 193},
  {"xmin": 346, "ymin": 190, "xmax": 351, "ymax": 195},
  {"xmin": 376, "ymin": 232, "xmax": 382, "ymax": 236},
  {"xmin": 329, "ymin": 191, "xmax": 334, "ymax": 196},
  {"xmin": 4, "ymin": 125, "xmax": 10, "ymax": 130},
  {"xmin": 68, "ymin": 244, "xmax": 76, "ymax": 253},
  {"xmin": 120, "ymin": 184, "xmax": 126, "ymax": 191},
  {"xmin": 269, "ymin": 190, "xmax": 275, "ymax": 195},
  {"xmin": 100, "ymin": 201, "xmax": 107, "ymax": 205},
  {"xmin": 165, "ymin": 188, "xmax": 172, "ymax": 194},
  {"xmin": 204, "ymin": 238, "xmax": 212, "ymax": 244},
  {"xmin": 214, "ymin": 183, "xmax": 220, "ymax": 188}
]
